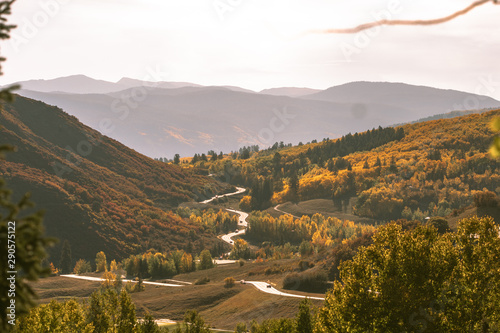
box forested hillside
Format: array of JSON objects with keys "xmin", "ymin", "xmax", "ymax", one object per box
[
  {"xmin": 200, "ymin": 110, "xmax": 500, "ymax": 221},
  {"xmin": 0, "ymin": 96, "xmax": 224, "ymax": 260}
]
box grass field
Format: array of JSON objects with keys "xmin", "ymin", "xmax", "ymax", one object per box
[
  {"xmin": 31, "ymin": 258, "xmax": 325, "ymax": 330},
  {"xmin": 271, "ymin": 199, "xmax": 378, "ymax": 225}
]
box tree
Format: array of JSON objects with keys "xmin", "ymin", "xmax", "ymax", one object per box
[
  {"xmin": 235, "ymin": 322, "xmax": 247, "ymax": 333},
  {"xmin": 199, "ymin": 249, "xmax": 214, "ymax": 270},
  {"xmin": 224, "ymin": 277, "xmax": 235, "ymax": 288},
  {"xmin": 59, "ymin": 239, "xmax": 72, "ymax": 274},
  {"xmin": 182, "ymin": 310, "xmax": 211, "ymax": 333},
  {"xmin": 317, "ymin": 216, "xmax": 500, "ymax": 332},
  {"xmin": 427, "ymin": 217, "xmax": 450, "ymax": 234},
  {"xmin": 490, "ymin": 117, "xmax": 500, "ymax": 157},
  {"xmin": 117, "ymin": 289, "xmax": 137, "ymax": 333},
  {"xmin": 110, "ymin": 259, "xmax": 118, "ymax": 272},
  {"xmin": 101, "ymin": 271, "xmax": 117, "ymax": 289},
  {"xmin": 174, "ymin": 154, "xmax": 181, "ymax": 164},
  {"xmin": 296, "ymin": 298, "xmax": 314, "ymax": 333},
  {"xmin": 14, "ymin": 299, "xmax": 94, "ymax": 333},
  {"xmin": 180, "ymin": 253, "xmax": 194, "ymax": 273},
  {"xmin": 88, "ymin": 290, "xmax": 115, "ymax": 333},
  {"xmin": 95, "ymin": 251, "xmax": 108, "ymax": 272},
  {"xmin": 73, "ymin": 259, "xmax": 92, "ymax": 274},
  {"xmin": 138, "ymin": 311, "xmax": 160, "ymax": 333}
]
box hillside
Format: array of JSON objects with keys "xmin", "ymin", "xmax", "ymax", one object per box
[
  {"xmin": 201, "ymin": 110, "xmax": 500, "ymax": 222},
  {"xmin": 15, "ymin": 79, "xmax": 500, "ymax": 157},
  {"xmin": 0, "ymin": 95, "xmax": 225, "ymax": 261}
]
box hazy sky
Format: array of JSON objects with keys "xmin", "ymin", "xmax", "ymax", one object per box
[{"xmin": 1, "ymin": 0, "xmax": 499, "ymax": 98}]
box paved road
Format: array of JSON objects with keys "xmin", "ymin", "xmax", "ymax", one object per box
[
  {"xmin": 274, "ymin": 204, "xmax": 300, "ymax": 219},
  {"xmin": 60, "ymin": 274, "xmax": 183, "ymax": 287},
  {"xmin": 200, "ymin": 187, "xmax": 246, "ymax": 204},
  {"xmin": 245, "ymin": 281, "xmax": 324, "ymax": 300},
  {"xmin": 201, "ymin": 189, "xmax": 326, "ymax": 301}
]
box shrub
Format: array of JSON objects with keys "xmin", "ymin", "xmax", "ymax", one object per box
[
  {"xmin": 238, "ymin": 259, "xmax": 245, "ymax": 267},
  {"xmin": 283, "ymin": 269, "xmax": 328, "ymax": 293},
  {"xmin": 194, "ymin": 277, "xmax": 210, "ymax": 285},
  {"xmin": 473, "ymin": 190, "xmax": 499, "ymax": 208},
  {"xmin": 224, "ymin": 277, "xmax": 235, "ymax": 288}
]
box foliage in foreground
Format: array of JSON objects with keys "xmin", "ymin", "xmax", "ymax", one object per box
[{"xmin": 316, "ymin": 215, "xmax": 500, "ymax": 332}]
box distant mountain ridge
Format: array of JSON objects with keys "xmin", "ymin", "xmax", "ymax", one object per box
[{"xmin": 9, "ymin": 76, "xmax": 500, "ymax": 157}]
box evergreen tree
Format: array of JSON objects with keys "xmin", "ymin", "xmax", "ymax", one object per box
[
  {"xmin": 118, "ymin": 289, "xmax": 137, "ymax": 333},
  {"xmin": 59, "ymin": 240, "xmax": 72, "ymax": 274},
  {"xmin": 296, "ymin": 298, "xmax": 313, "ymax": 333},
  {"xmin": 139, "ymin": 311, "xmax": 160, "ymax": 333},
  {"xmin": 173, "ymin": 154, "xmax": 180, "ymax": 164}
]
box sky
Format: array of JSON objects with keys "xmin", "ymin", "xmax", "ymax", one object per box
[{"xmin": 1, "ymin": 0, "xmax": 500, "ymax": 99}]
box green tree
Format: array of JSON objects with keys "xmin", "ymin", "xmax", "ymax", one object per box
[
  {"xmin": 95, "ymin": 251, "xmax": 108, "ymax": 272},
  {"xmin": 296, "ymin": 298, "xmax": 313, "ymax": 333},
  {"xmin": 182, "ymin": 310, "xmax": 211, "ymax": 333},
  {"xmin": 88, "ymin": 290, "xmax": 114, "ymax": 333},
  {"xmin": 139, "ymin": 311, "xmax": 160, "ymax": 333},
  {"xmin": 174, "ymin": 154, "xmax": 181, "ymax": 164},
  {"xmin": 316, "ymin": 216, "xmax": 500, "ymax": 332},
  {"xmin": 199, "ymin": 249, "xmax": 214, "ymax": 270},
  {"xmin": 234, "ymin": 322, "xmax": 247, "ymax": 333},
  {"xmin": 14, "ymin": 299, "xmax": 94, "ymax": 333},
  {"xmin": 118, "ymin": 289, "xmax": 137, "ymax": 333},
  {"xmin": 59, "ymin": 239, "xmax": 72, "ymax": 274}
]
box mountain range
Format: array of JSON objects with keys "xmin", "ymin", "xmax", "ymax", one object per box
[{"xmin": 6, "ymin": 75, "xmax": 500, "ymax": 158}]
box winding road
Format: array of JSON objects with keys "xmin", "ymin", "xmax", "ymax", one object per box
[
  {"xmin": 201, "ymin": 189, "xmax": 325, "ymax": 300},
  {"xmin": 62, "ymin": 188, "xmax": 325, "ymax": 301}
]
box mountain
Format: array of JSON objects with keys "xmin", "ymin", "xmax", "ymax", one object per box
[
  {"xmin": 9, "ymin": 75, "xmax": 129, "ymax": 94},
  {"xmin": 0, "ymin": 95, "xmax": 225, "ymax": 260},
  {"xmin": 13, "ymin": 78, "xmax": 500, "ymax": 158},
  {"xmin": 302, "ymin": 81, "xmax": 499, "ymax": 113},
  {"xmin": 260, "ymin": 87, "xmax": 322, "ymax": 97},
  {"xmin": 116, "ymin": 77, "xmax": 202, "ymax": 90}
]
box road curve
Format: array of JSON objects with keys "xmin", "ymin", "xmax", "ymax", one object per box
[
  {"xmin": 60, "ymin": 274, "xmax": 183, "ymax": 287},
  {"xmin": 201, "ymin": 189, "xmax": 326, "ymax": 301},
  {"xmin": 199, "ymin": 188, "xmax": 249, "ymax": 246},
  {"xmin": 245, "ymin": 281, "xmax": 324, "ymax": 300},
  {"xmin": 200, "ymin": 186, "xmax": 246, "ymax": 204}
]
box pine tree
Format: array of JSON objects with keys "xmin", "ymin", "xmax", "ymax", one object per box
[
  {"xmin": 296, "ymin": 298, "xmax": 313, "ymax": 333},
  {"xmin": 118, "ymin": 290, "xmax": 137, "ymax": 333},
  {"xmin": 139, "ymin": 311, "xmax": 160, "ymax": 333},
  {"xmin": 173, "ymin": 154, "xmax": 180, "ymax": 164},
  {"xmin": 59, "ymin": 240, "xmax": 72, "ymax": 274}
]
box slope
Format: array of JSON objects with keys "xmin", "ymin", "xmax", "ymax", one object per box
[
  {"xmin": 0, "ymin": 95, "xmax": 224, "ymax": 261},
  {"xmin": 202, "ymin": 110, "xmax": 500, "ymax": 222}
]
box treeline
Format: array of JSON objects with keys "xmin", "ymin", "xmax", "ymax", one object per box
[
  {"xmin": 122, "ymin": 249, "xmax": 214, "ymax": 279},
  {"xmin": 14, "ymin": 287, "xmax": 218, "ymax": 333},
  {"xmin": 245, "ymin": 212, "xmax": 375, "ymax": 247},
  {"xmin": 176, "ymin": 207, "xmax": 238, "ymax": 235}
]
